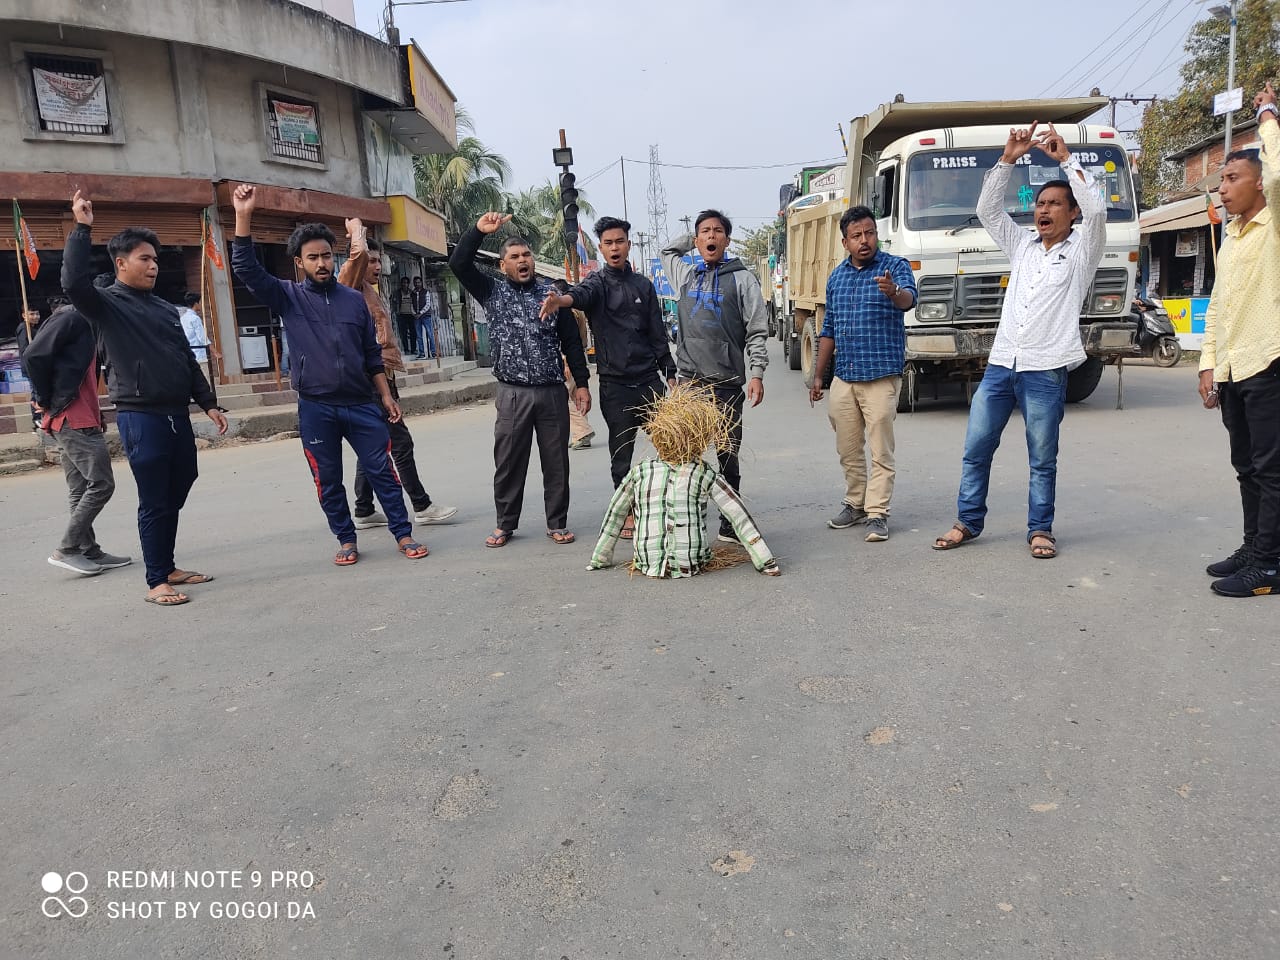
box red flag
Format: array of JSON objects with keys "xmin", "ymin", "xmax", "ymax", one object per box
[
  {"xmin": 12, "ymin": 201, "xmax": 39, "ymax": 279},
  {"xmin": 203, "ymin": 209, "xmax": 224, "ymax": 270}
]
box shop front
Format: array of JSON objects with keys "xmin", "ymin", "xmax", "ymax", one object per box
[{"xmin": 1139, "ymin": 193, "xmax": 1224, "ymax": 352}]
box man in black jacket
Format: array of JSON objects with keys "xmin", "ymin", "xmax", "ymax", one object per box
[
  {"xmin": 541, "ymin": 218, "xmax": 674, "ymax": 527},
  {"xmin": 449, "ymin": 212, "xmax": 591, "ymax": 547},
  {"xmin": 23, "ymin": 295, "xmax": 132, "ymax": 577},
  {"xmin": 63, "ymin": 191, "xmax": 228, "ymax": 606}
]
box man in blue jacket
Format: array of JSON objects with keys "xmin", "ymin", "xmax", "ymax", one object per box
[{"xmin": 230, "ymin": 184, "xmax": 427, "ymax": 565}]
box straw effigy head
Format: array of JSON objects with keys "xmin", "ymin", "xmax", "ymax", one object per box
[{"xmin": 643, "ymin": 383, "xmax": 738, "ymax": 464}]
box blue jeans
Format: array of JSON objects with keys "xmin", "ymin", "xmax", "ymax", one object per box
[
  {"xmin": 297, "ymin": 397, "xmax": 411, "ymax": 544},
  {"xmin": 117, "ymin": 411, "xmax": 199, "ymax": 588},
  {"xmin": 956, "ymin": 363, "xmax": 1068, "ymax": 540},
  {"xmin": 415, "ymin": 316, "xmax": 435, "ymax": 358}
]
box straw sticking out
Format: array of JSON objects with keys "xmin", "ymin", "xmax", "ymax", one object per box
[{"xmin": 643, "ymin": 383, "xmax": 738, "ymax": 465}]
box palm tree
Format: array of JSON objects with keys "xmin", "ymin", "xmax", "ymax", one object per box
[
  {"xmin": 511, "ymin": 179, "xmax": 596, "ymax": 264},
  {"xmin": 414, "ymin": 106, "xmax": 512, "ymax": 242}
]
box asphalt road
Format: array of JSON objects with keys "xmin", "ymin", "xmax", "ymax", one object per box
[{"xmin": 2, "ymin": 347, "xmax": 1277, "ymax": 959}]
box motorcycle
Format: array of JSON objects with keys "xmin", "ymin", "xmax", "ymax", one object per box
[{"xmin": 1130, "ymin": 297, "xmax": 1182, "ymax": 368}]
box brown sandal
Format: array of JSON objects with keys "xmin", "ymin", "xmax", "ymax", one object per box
[
  {"xmin": 932, "ymin": 522, "xmax": 977, "ymax": 551},
  {"xmin": 1029, "ymin": 531, "xmax": 1057, "ymax": 559},
  {"xmin": 546, "ymin": 529, "xmax": 576, "ymax": 544}
]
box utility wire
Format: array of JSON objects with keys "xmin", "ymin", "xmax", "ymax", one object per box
[
  {"xmin": 1130, "ymin": 3, "xmax": 1204, "ymax": 93},
  {"xmin": 622, "ymin": 155, "xmax": 845, "ymax": 170},
  {"xmin": 579, "ymin": 158, "xmax": 619, "ymax": 186},
  {"xmin": 1090, "ymin": 0, "xmax": 1198, "ymax": 93},
  {"xmin": 1035, "ymin": 0, "xmax": 1165, "ymax": 97},
  {"xmin": 1052, "ymin": 0, "xmax": 1182, "ymax": 97}
]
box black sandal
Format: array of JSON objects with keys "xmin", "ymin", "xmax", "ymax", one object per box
[{"xmin": 1029, "ymin": 531, "xmax": 1057, "ymax": 559}]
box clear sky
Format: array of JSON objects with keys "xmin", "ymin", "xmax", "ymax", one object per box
[{"xmin": 353, "ymin": 0, "xmax": 1209, "ymax": 243}]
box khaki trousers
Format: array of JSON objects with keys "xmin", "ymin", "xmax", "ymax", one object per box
[
  {"xmin": 565, "ymin": 368, "xmax": 593, "ymax": 443},
  {"xmin": 828, "ymin": 375, "xmax": 900, "ymax": 517}
]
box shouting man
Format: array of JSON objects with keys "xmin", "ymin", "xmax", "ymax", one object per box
[
  {"xmin": 933, "ymin": 123, "xmax": 1104, "ymax": 560},
  {"xmin": 449, "ymin": 212, "xmax": 590, "ymax": 548},
  {"xmin": 230, "ymin": 185, "xmax": 428, "ymax": 565},
  {"xmin": 661, "ymin": 210, "xmax": 769, "ymax": 543}
]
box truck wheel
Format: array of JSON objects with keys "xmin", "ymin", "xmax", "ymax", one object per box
[
  {"xmin": 800, "ymin": 318, "xmax": 818, "ymax": 388},
  {"xmin": 1152, "ymin": 337, "xmax": 1183, "ymax": 368},
  {"xmin": 788, "ymin": 332, "xmax": 802, "ymax": 370},
  {"xmin": 1065, "ymin": 356, "xmax": 1105, "ymax": 403}
]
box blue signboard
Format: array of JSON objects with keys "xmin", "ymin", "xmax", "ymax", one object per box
[{"xmin": 649, "ymin": 258, "xmax": 675, "ymax": 298}]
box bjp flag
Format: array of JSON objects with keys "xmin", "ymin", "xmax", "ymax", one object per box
[
  {"xmin": 1206, "ymin": 194, "xmax": 1222, "ymax": 226},
  {"xmin": 12, "ymin": 200, "xmax": 40, "ymax": 279},
  {"xmin": 203, "ymin": 209, "xmax": 224, "ymax": 270}
]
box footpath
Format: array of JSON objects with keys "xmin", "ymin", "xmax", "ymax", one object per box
[{"xmin": 0, "ymin": 357, "xmax": 497, "ymax": 476}]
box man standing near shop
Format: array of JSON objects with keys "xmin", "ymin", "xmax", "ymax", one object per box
[
  {"xmin": 24, "ymin": 294, "xmax": 132, "ymax": 577},
  {"xmin": 411, "ymin": 276, "xmax": 435, "ymax": 360},
  {"xmin": 449, "ymin": 212, "xmax": 591, "ymax": 548},
  {"xmin": 62, "ymin": 191, "xmax": 227, "ymax": 605},
  {"xmin": 932, "ymin": 122, "xmax": 1104, "ymax": 559},
  {"xmin": 808, "ymin": 205, "xmax": 916, "ymax": 543},
  {"xmin": 1197, "ymin": 83, "xmax": 1280, "ymax": 598},
  {"xmin": 541, "ymin": 216, "xmax": 674, "ymax": 538},
  {"xmin": 661, "ymin": 210, "xmax": 769, "ymax": 542},
  {"xmin": 230, "ymin": 184, "xmax": 428, "ymax": 565},
  {"xmin": 339, "ymin": 221, "xmax": 457, "ymax": 529},
  {"xmin": 396, "ymin": 276, "xmax": 417, "ymax": 356},
  {"xmin": 178, "ymin": 293, "xmax": 221, "ymax": 369}
]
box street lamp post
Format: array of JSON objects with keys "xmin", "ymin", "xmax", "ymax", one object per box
[{"xmin": 1209, "ymin": 0, "xmax": 1240, "ymax": 154}]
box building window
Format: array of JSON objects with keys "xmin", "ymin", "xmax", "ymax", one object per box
[
  {"xmin": 25, "ymin": 51, "xmax": 112, "ymax": 136},
  {"xmin": 264, "ymin": 93, "xmax": 324, "ymax": 164}
]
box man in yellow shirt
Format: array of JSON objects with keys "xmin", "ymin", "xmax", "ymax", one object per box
[{"xmin": 1198, "ymin": 82, "xmax": 1280, "ymax": 597}]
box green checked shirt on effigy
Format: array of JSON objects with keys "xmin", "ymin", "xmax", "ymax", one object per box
[{"xmin": 588, "ymin": 459, "xmax": 775, "ymax": 578}]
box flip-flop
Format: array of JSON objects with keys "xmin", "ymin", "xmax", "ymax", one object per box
[
  {"xmin": 334, "ymin": 545, "xmax": 359, "ymax": 566},
  {"xmin": 145, "ymin": 592, "xmax": 190, "ymax": 606},
  {"xmin": 620, "ymin": 516, "xmax": 635, "ymax": 540},
  {"xmin": 485, "ymin": 530, "xmax": 513, "ymax": 548},
  {"xmin": 932, "ymin": 523, "xmax": 977, "ymax": 551},
  {"xmin": 168, "ymin": 570, "xmax": 215, "ymax": 584},
  {"xmin": 546, "ymin": 529, "xmax": 576, "ymax": 544},
  {"xmin": 398, "ymin": 540, "xmax": 429, "ymax": 559}
]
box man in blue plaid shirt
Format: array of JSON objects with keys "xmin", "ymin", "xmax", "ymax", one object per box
[{"xmin": 809, "ymin": 205, "xmax": 916, "ymax": 542}]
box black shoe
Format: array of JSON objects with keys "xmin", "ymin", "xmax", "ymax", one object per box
[
  {"xmin": 1210, "ymin": 564, "xmax": 1280, "ymax": 598},
  {"xmin": 1206, "ymin": 543, "xmax": 1252, "ymax": 577},
  {"xmin": 717, "ymin": 519, "xmax": 738, "ymax": 543}
]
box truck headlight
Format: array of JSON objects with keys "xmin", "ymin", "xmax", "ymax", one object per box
[
  {"xmin": 916, "ymin": 302, "xmax": 949, "ymax": 320},
  {"xmin": 1092, "ymin": 294, "xmax": 1124, "ymax": 314}
]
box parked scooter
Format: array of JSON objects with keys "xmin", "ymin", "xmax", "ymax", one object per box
[{"xmin": 1131, "ymin": 297, "xmax": 1182, "ymax": 368}]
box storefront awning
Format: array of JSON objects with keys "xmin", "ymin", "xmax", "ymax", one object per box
[
  {"xmin": 1140, "ymin": 194, "xmax": 1224, "ymax": 234},
  {"xmin": 382, "ymin": 194, "xmax": 447, "ymax": 256}
]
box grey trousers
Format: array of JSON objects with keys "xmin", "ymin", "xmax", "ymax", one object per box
[
  {"xmin": 54, "ymin": 424, "xmax": 116, "ymax": 555},
  {"xmin": 494, "ymin": 381, "xmax": 570, "ymax": 531}
]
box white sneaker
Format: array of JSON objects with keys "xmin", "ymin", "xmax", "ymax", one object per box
[
  {"xmin": 415, "ymin": 504, "xmax": 458, "ymax": 524},
  {"xmin": 353, "ymin": 511, "xmax": 388, "ymax": 529}
]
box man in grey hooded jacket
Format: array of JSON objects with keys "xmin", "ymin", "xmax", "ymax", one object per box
[{"xmin": 661, "ymin": 209, "xmax": 770, "ymax": 542}]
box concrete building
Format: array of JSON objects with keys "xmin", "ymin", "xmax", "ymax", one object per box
[{"xmin": 0, "ymin": 0, "xmax": 456, "ymax": 377}]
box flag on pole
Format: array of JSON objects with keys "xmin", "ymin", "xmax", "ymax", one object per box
[
  {"xmin": 1206, "ymin": 194, "xmax": 1222, "ymax": 226},
  {"xmin": 203, "ymin": 209, "xmax": 224, "ymax": 269},
  {"xmin": 12, "ymin": 201, "xmax": 40, "ymax": 279}
]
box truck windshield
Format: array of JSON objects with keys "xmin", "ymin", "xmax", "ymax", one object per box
[{"xmin": 905, "ymin": 145, "xmax": 1135, "ymax": 231}]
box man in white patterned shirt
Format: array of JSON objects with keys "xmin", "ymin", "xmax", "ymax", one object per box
[{"xmin": 933, "ymin": 122, "xmax": 1105, "ymax": 559}]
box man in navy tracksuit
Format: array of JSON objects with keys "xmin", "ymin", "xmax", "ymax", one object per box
[{"xmin": 230, "ymin": 184, "xmax": 427, "ymax": 565}]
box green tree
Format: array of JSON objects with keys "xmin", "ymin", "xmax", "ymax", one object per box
[
  {"xmin": 1136, "ymin": 0, "xmax": 1280, "ymax": 205},
  {"xmin": 731, "ymin": 220, "xmax": 783, "ymax": 260},
  {"xmin": 414, "ymin": 106, "xmax": 512, "ymax": 242},
  {"xmin": 502, "ymin": 180, "xmax": 596, "ymax": 264}
]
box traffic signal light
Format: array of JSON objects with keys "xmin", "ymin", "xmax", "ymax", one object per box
[{"xmin": 559, "ymin": 171, "xmax": 578, "ymax": 241}]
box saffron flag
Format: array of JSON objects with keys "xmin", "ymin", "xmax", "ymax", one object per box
[
  {"xmin": 12, "ymin": 201, "xmax": 40, "ymax": 279},
  {"xmin": 1206, "ymin": 194, "xmax": 1222, "ymax": 226},
  {"xmin": 203, "ymin": 209, "xmax": 224, "ymax": 270}
]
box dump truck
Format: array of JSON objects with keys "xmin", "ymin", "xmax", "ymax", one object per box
[{"xmin": 780, "ymin": 97, "xmax": 1140, "ymax": 408}]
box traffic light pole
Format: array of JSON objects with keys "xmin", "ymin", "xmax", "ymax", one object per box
[{"xmin": 555, "ymin": 129, "xmax": 580, "ymax": 283}]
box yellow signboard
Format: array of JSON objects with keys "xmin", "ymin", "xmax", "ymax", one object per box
[
  {"xmin": 384, "ymin": 194, "xmax": 447, "ymax": 256},
  {"xmin": 406, "ymin": 45, "xmax": 457, "ymax": 151}
]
